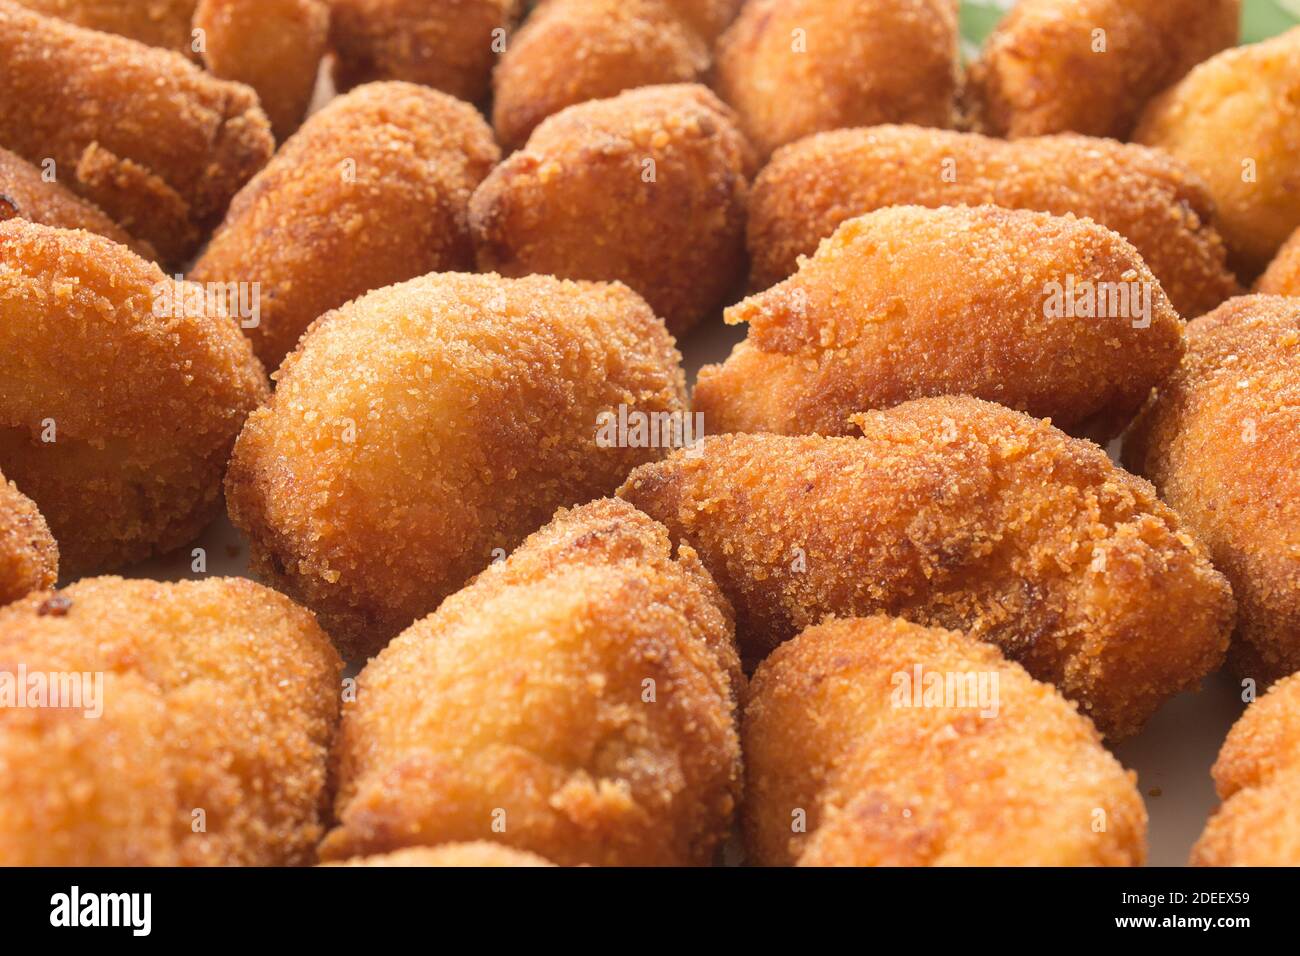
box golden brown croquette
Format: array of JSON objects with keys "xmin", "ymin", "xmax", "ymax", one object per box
[
  {"xmin": 0, "ymin": 469, "xmax": 57, "ymax": 606},
  {"xmin": 1257, "ymin": 227, "xmax": 1300, "ymax": 298},
  {"xmin": 324, "ymin": 843, "xmax": 556, "ymax": 866},
  {"xmin": 12, "ymin": 0, "xmax": 198, "ymax": 49}
]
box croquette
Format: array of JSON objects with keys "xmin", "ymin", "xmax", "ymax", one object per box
[
  {"xmin": 1191, "ymin": 673, "xmax": 1300, "ymax": 866},
  {"xmin": 745, "ymin": 616, "xmax": 1147, "ymax": 866},
  {"xmin": 190, "ymin": 82, "xmax": 499, "ymax": 370},
  {"xmin": 471, "ymin": 84, "xmax": 755, "ymax": 336},
  {"xmin": 1134, "ymin": 27, "xmax": 1300, "ymax": 278},
  {"xmin": 1258, "ymin": 227, "xmax": 1300, "ymax": 298},
  {"xmin": 225, "ymin": 272, "xmax": 688, "ymax": 660},
  {"xmin": 325, "ymin": 843, "xmax": 555, "ymax": 866},
  {"xmin": 619, "ymin": 395, "xmax": 1236, "ymax": 739},
  {"xmin": 696, "ymin": 205, "xmax": 1185, "ymax": 443},
  {"xmin": 0, "ymin": 220, "xmax": 269, "ymax": 575},
  {"xmin": 1124, "ymin": 295, "xmax": 1300, "ymax": 687},
  {"xmin": 713, "ymin": 0, "xmax": 960, "ymax": 161},
  {"xmin": 0, "ymin": 469, "xmax": 57, "ymax": 606},
  {"xmin": 747, "ymin": 127, "xmax": 1240, "ymax": 317},
  {"xmin": 319, "ymin": 498, "xmax": 743, "ymax": 866},
  {"xmin": 491, "ymin": 0, "xmax": 710, "ymax": 153},
  {"xmin": 0, "ymin": 576, "xmax": 342, "ymax": 866},
  {"xmin": 12, "ymin": 0, "xmax": 197, "ymax": 49},
  {"xmin": 965, "ymin": 0, "xmax": 1240, "ymax": 140},
  {"xmin": 194, "ymin": 0, "xmax": 330, "ymax": 141},
  {"xmin": 329, "ymin": 0, "xmax": 519, "ymax": 103},
  {"xmin": 0, "ymin": 1, "xmax": 274, "ymax": 264}
]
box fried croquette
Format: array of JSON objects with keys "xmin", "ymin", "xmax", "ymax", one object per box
[
  {"xmin": 713, "ymin": 0, "xmax": 960, "ymax": 161},
  {"xmin": 696, "ymin": 205, "xmax": 1185, "ymax": 443},
  {"xmin": 12, "ymin": 0, "xmax": 197, "ymax": 49},
  {"xmin": 190, "ymin": 82, "xmax": 499, "ymax": 370},
  {"xmin": 0, "ymin": 147, "xmax": 157, "ymax": 261},
  {"xmin": 325, "ymin": 843, "xmax": 555, "ymax": 866},
  {"xmin": 318, "ymin": 498, "xmax": 743, "ymax": 866},
  {"xmin": 471, "ymin": 84, "xmax": 754, "ymax": 336},
  {"xmin": 0, "ymin": 220, "xmax": 269, "ymax": 575},
  {"xmin": 965, "ymin": 0, "xmax": 1240, "ymax": 140},
  {"xmin": 0, "ymin": 469, "xmax": 57, "ymax": 606},
  {"xmin": 1258, "ymin": 227, "xmax": 1300, "ymax": 298},
  {"xmin": 0, "ymin": 576, "xmax": 342, "ymax": 866},
  {"xmin": 1134, "ymin": 27, "xmax": 1300, "ymax": 278},
  {"xmin": 194, "ymin": 0, "xmax": 330, "ymax": 141},
  {"xmin": 619, "ymin": 395, "xmax": 1236, "ymax": 739},
  {"xmin": 1191, "ymin": 673, "xmax": 1300, "ymax": 866},
  {"xmin": 745, "ymin": 616, "xmax": 1147, "ymax": 866},
  {"xmin": 0, "ymin": 1, "xmax": 274, "ymax": 265},
  {"xmin": 746, "ymin": 127, "xmax": 1240, "ymax": 317},
  {"xmin": 329, "ymin": 0, "xmax": 519, "ymax": 103},
  {"xmin": 1124, "ymin": 296, "xmax": 1300, "ymax": 687},
  {"xmin": 225, "ymin": 272, "xmax": 688, "ymax": 660},
  {"xmin": 491, "ymin": 0, "xmax": 710, "ymax": 153}
]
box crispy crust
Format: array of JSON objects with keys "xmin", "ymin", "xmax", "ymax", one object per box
[
  {"xmin": 11, "ymin": 0, "xmax": 198, "ymax": 49},
  {"xmin": 1124, "ymin": 295, "xmax": 1300, "ymax": 686},
  {"xmin": 0, "ymin": 470, "xmax": 57, "ymax": 606},
  {"xmin": 714, "ymin": 0, "xmax": 959, "ymax": 161},
  {"xmin": 1192, "ymin": 674, "xmax": 1300, "ymax": 865},
  {"xmin": 0, "ymin": 220, "xmax": 269, "ymax": 575},
  {"xmin": 225, "ymin": 272, "xmax": 687, "ymax": 660},
  {"xmin": 0, "ymin": 576, "xmax": 342, "ymax": 866},
  {"xmin": 324, "ymin": 843, "xmax": 555, "ymax": 866},
  {"xmin": 472, "ymin": 84, "xmax": 755, "ymax": 336},
  {"xmin": 0, "ymin": 1, "xmax": 274, "ymax": 265},
  {"xmin": 1257, "ymin": 227, "xmax": 1300, "ymax": 298},
  {"xmin": 698, "ymin": 205, "xmax": 1185, "ymax": 442},
  {"xmin": 745, "ymin": 616, "xmax": 1147, "ymax": 865},
  {"xmin": 965, "ymin": 0, "xmax": 1239, "ymax": 140},
  {"xmin": 747, "ymin": 126, "xmax": 1240, "ymax": 317},
  {"xmin": 619, "ymin": 395, "xmax": 1235, "ymax": 738},
  {"xmin": 191, "ymin": 81, "xmax": 499, "ymax": 370},
  {"xmin": 319, "ymin": 498, "xmax": 743, "ymax": 866}
]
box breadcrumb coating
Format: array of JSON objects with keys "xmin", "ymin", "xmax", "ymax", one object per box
[
  {"xmin": 619, "ymin": 395, "xmax": 1235, "ymax": 739},
  {"xmin": 1134, "ymin": 27, "xmax": 1300, "ymax": 278},
  {"xmin": 319, "ymin": 498, "xmax": 743, "ymax": 866},
  {"xmin": 0, "ymin": 220, "xmax": 269, "ymax": 576},
  {"xmin": 0, "ymin": 147, "xmax": 157, "ymax": 261},
  {"xmin": 0, "ymin": 1, "xmax": 274, "ymax": 265},
  {"xmin": 12, "ymin": 0, "xmax": 197, "ymax": 49},
  {"xmin": 1124, "ymin": 296, "xmax": 1300, "ymax": 686},
  {"xmin": 747, "ymin": 126, "xmax": 1240, "ymax": 317},
  {"xmin": 0, "ymin": 469, "xmax": 57, "ymax": 606},
  {"xmin": 965, "ymin": 0, "xmax": 1239, "ymax": 140},
  {"xmin": 714, "ymin": 0, "xmax": 959, "ymax": 160},
  {"xmin": 698, "ymin": 205, "xmax": 1185, "ymax": 443},
  {"xmin": 1192, "ymin": 673, "xmax": 1300, "ymax": 865},
  {"xmin": 0, "ymin": 576, "xmax": 342, "ymax": 866},
  {"xmin": 1257, "ymin": 227, "xmax": 1300, "ymax": 298},
  {"xmin": 324, "ymin": 843, "xmax": 555, "ymax": 866},
  {"xmin": 191, "ymin": 82, "xmax": 499, "ymax": 370},
  {"xmin": 745, "ymin": 616, "xmax": 1147, "ymax": 866},
  {"xmin": 329, "ymin": 0, "xmax": 519, "ymax": 103},
  {"xmin": 226, "ymin": 272, "xmax": 687, "ymax": 660},
  {"xmin": 472, "ymin": 84, "xmax": 755, "ymax": 336}
]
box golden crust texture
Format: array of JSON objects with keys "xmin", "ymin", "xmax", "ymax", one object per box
[
  {"xmin": 324, "ymin": 843, "xmax": 555, "ymax": 867},
  {"xmin": 1192, "ymin": 674, "xmax": 1300, "ymax": 866},
  {"xmin": 0, "ymin": 469, "xmax": 57, "ymax": 606},
  {"xmin": 12, "ymin": 0, "xmax": 198, "ymax": 49},
  {"xmin": 0, "ymin": 576, "xmax": 342, "ymax": 866},
  {"xmin": 0, "ymin": 220, "xmax": 270, "ymax": 576},
  {"xmin": 698, "ymin": 205, "xmax": 1185, "ymax": 443},
  {"xmin": 965, "ymin": 0, "xmax": 1239, "ymax": 140},
  {"xmin": 713, "ymin": 0, "xmax": 960, "ymax": 161},
  {"xmin": 1124, "ymin": 296, "xmax": 1300, "ymax": 686},
  {"xmin": 1134, "ymin": 27, "xmax": 1300, "ymax": 278},
  {"xmin": 745, "ymin": 616, "xmax": 1147, "ymax": 866},
  {"xmin": 225, "ymin": 272, "xmax": 688, "ymax": 660},
  {"xmin": 0, "ymin": 1, "xmax": 274, "ymax": 265},
  {"xmin": 191, "ymin": 82, "xmax": 499, "ymax": 370},
  {"xmin": 0, "ymin": 147, "xmax": 157, "ymax": 261},
  {"xmin": 619, "ymin": 395, "xmax": 1235, "ymax": 739},
  {"xmin": 472, "ymin": 84, "xmax": 754, "ymax": 337},
  {"xmin": 329, "ymin": 0, "xmax": 519, "ymax": 103},
  {"xmin": 747, "ymin": 126, "xmax": 1240, "ymax": 317},
  {"xmin": 1257, "ymin": 227, "xmax": 1300, "ymax": 298},
  {"xmin": 319, "ymin": 498, "xmax": 743, "ymax": 866}
]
